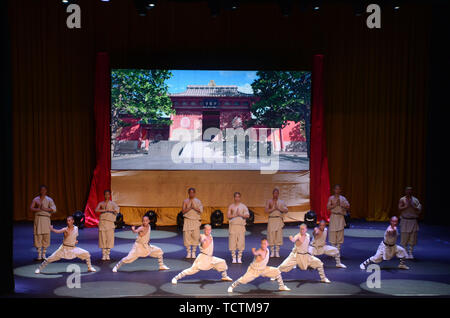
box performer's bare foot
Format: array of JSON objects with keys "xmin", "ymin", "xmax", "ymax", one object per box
[{"xmin": 159, "ymin": 265, "xmax": 170, "ymax": 270}]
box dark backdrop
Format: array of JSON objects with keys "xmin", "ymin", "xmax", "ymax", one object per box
[{"xmin": 8, "ymin": 1, "xmax": 442, "ymax": 223}]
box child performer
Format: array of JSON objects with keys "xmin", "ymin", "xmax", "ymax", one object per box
[
  {"xmin": 181, "ymin": 188, "xmax": 203, "ymax": 258},
  {"xmin": 228, "ymin": 238, "xmax": 291, "ymax": 293},
  {"xmin": 95, "ymin": 189, "xmax": 120, "ymax": 260},
  {"xmin": 112, "ymin": 215, "xmax": 169, "ymax": 272},
  {"xmin": 309, "ymin": 220, "xmax": 347, "ymax": 268},
  {"xmin": 171, "ymin": 224, "xmax": 232, "ymax": 284},
  {"xmin": 227, "ymin": 192, "xmax": 250, "ymax": 263},
  {"xmin": 35, "ymin": 216, "xmax": 96, "ymax": 274},
  {"xmin": 277, "ymin": 224, "xmax": 330, "ymax": 283},
  {"xmin": 360, "ymin": 216, "xmax": 410, "ymax": 270},
  {"xmin": 30, "ymin": 185, "xmax": 57, "ymax": 260}
]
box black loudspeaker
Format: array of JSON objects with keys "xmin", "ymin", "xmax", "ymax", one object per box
[
  {"xmin": 304, "ymin": 210, "xmax": 317, "ymax": 228},
  {"xmin": 144, "ymin": 210, "xmax": 157, "ymax": 229},
  {"xmin": 210, "ymin": 209, "xmax": 224, "ymax": 228},
  {"xmin": 73, "ymin": 210, "xmax": 85, "ymax": 229},
  {"xmin": 115, "ymin": 212, "xmax": 125, "ymax": 229},
  {"xmin": 344, "ymin": 211, "xmax": 351, "ymax": 228},
  {"xmin": 246, "ymin": 210, "xmax": 255, "ymax": 227},
  {"xmin": 177, "ymin": 211, "xmax": 184, "ymax": 232}
]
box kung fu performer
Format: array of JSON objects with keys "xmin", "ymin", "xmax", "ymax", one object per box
[
  {"xmin": 265, "ymin": 188, "xmax": 288, "ymax": 258},
  {"xmin": 309, "ymin": 220, "xmax": 347, "ymax": 268},
  {"xmin": 95, "ymin": 189, "xmax": 120, "ymax": 261},
  {"xmin": 398, "ymin": 186, "xmax": 422, "ymax": 259},
  {"xmin": 227, "ymin": 192, "xmax": 250, "ymax": 264},
  {"xmin": 181, "ymin": 188, "xmax": 203, "ymax": 259},
  {"xmin": 326, "ymin": 184, "xmax": 350, "ymax": 254}
]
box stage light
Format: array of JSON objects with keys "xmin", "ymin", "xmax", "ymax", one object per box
[
  {"xmin": 177, "ymin": 211, "xmax": 184, "ymax": 232},
  {"xmin": 144, "ymin": 210, "xmax": 158, "ymax": 229},
  {"xmin": 73, "ymin": 210, "xmax": 85, "ymax": 229},
  {"xmin": 344, "ymin": 211, "xmax": 351, "ymax": 228},
  {"xmin": 312, "ymin": 0, "xmax": 321, "ymax": 11},
  {"xmin": 304, "ymin": 210, "xmax": 317, "ymax": 228},
  {"xmin": 115, "ymin": 212, "xmax": 125, "ymax": 229},
  {"xmin": 210, "ymin": 209, "xmax": 224, "ymax": 228},
  {"xmin": 246, "ymin": 210, "xmax": 255, "ymax": 227}
]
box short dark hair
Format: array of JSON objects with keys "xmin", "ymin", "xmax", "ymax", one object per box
[
  {"xmin": 261, "ymin": 237, "xmax": 268, "ymax": 242},
  {"xmin": 104, "ymin": 189, "xmax": 111, "ymax": 195},
  {"xmin": 234, "ymin": 192, "xmax": 241, "ymax": 197},
  {"xmin": 188, "ymin": 187, "xmax": 196, "ymax": 193},
  {"xmin": 39, "ymin": 184, "xmax": 48, "ymax": 191},
  {"xmin": 273, "ymin": 188, "xmax": 280, "ymax": 194},
  {"xmin": 67, "ymin": 215, "xmax": 74, "ymax": 220}
]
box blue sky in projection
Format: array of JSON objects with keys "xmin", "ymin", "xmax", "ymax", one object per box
[{"xmin": 166, "ymin": 70, "xmax": 257, "ymax": 94}]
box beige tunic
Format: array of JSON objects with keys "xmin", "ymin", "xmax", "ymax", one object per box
[
  {"xmin": 399, "ymin": 196, "xmax": 421, "ymax": 233},
  {"xmin": 33, "ymin": 196, "xmax": 56, "ymax": 235},
  {"xmin": 46, "ymin": 226, "xmax": 90, "ymax": 263},
  {"xmin": 309, "ymin": 228, "xmax": 339, "ymax": 257},
  {"xmin": 278, "ymin": 233, "xmax": 323, "ymax": 272},
  {"xmin": 96, "ymin": 200, "xmax": 119, "ymax": 249},
  {"xmin": 267, "ymin": 199, "xmax": 287, "ymax": 246},
  {"xmin": 121, "ymin": 225, "xmax": 163, "ymax": 264},
  {"xmin": 183, "ymin": 198, "xmax": 203, "ymax": 246},
  {"xmin": 228, "ymin": 203, "xmax": 249, "ymax": 251},
  {"xmin": 236, "ymin": 247, "xmax": 280, "ymax": 284},
  {"xmin": 370, "ymin": 226, "xmax": 408, "ymax": 263},
  {"xmin": 327, "ymin": 195, "xmax": 349, "ymax": 232}
]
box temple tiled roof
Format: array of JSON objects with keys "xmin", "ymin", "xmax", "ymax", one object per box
[{"xmin": 169, "ymin": 80, "xmax": 254, "ymax": 97}]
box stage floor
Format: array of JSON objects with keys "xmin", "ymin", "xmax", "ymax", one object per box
[{"xmin": 10, "ymin": 221, "xmax": 450, "ymax": 298}]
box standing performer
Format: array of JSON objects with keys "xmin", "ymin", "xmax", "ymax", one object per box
[
  {"xmin": 227, "ymin": 192, "xmax": 250, "ymax": 264},
  {"xmin": 309, "ymin": 220, "xmax": 347, "ymax": 268},
  {"xmin": 181, "ymin": 187, "xmax": 203, "ymax": 259},
  {"xmin": 35, "ymin": 216, "xmax": 96, "ymax": 274},
  {"xmin": 95, "ymin": 189, "xmax": 120, "ymax": 261},
  {"xmin": 398, "ymin": 186, "xmax": 422, "ymax": 259},
  {"xmin": 360, "ymin": 216, "xmax": 409, "ymax": 270},
  {"xmin": 171, "ymin": 224, "xmax": 232, "ymax": 284},
  {"xmin": 228, "ymin": 238, "xmax": 290, "ymax": 293},
  {"xmin": 277, "ymin": 224, "xmax": 330, "ymax": 283},
  {"xmin": 265, "ymin": 188, "xmax": 288, "ymax": 258},
  {"xmin": 30, "ymin": 185, "xmax": 57, "ymax": 260},
  {"xmin": 112, "ymin": 215, "xmax": 169, "ymax": 272},
  {"xmin": 327, "ymin": 184, "xmax": 350, "ymax": 254}
]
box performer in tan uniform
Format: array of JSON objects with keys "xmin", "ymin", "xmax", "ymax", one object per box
[
  {"xmin": 95, "ymin": 189, "xmax": 120, "ymax": 261},
  {"xmin": 112, "ymin": 215, "xmax": 169, "ymax": 272},
  {"xmin": 265, "ymin": 188, "xmax": 288, "ymax": 258},
  {"xmin": 181, "ymin": 188, "xmax": 203, "ymax": 258},
  {"xmin": 228, "ymin": 238, "xmax": 290, "ymax": 293},
  {"xmin": 171, "ymin": 224, "xmax": 232, "ymax": 284},
  {"xmin": 227, "ymin": 192, "xmax": 250, "ymax": 264},
  {"xmin": 360, "ymin": 216, "xmax": 409, "ymax": 270},
  {"xmin": 398, "ymin": 186, "xmax": 422, "ymax": 259},
  {"xmin": 326, "ymin": 185, "xmax": 350, "ymax": 253},
  {"xmin": 30, "ymin": 185, "xmax": 57, "ymax": 260},
  {"xmin": 277, "ymin": 224, "xmax": 330, "ymax": 283},
  {"xmin": 309, "ymin": 220, "xmax": 346, "ymax": 268},
  {"xmin": 35, "ymin": 216, "xmax": 96, "ymax": 274}
]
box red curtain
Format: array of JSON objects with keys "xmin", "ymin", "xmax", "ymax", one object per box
[
  {"xmin": 310, "ymin": 54, "xmax": 330, "ymax": 221},
  {"xmin": 84, "ymin": 52, "xmax": 112, "ymax": 227}
]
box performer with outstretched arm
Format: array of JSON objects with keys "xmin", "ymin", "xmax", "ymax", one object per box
[
  {"xmin": 30, "ymin": 185, "xmax": 57, "ymax": 260},
  {"xmin": 112, "ymin": 215, "xmax": 169, "ymax": 272},
  {"xmin": 227, "ymin": 192, "xmax": 250, "ymax": 263},
  {"xmin": 360, "ymin": 216, "xmax": 410, "ymax": 270},
  {"xmin": 276, "ymin": 224, "xmax": 330, "ymax": 283},
  {"xmin": 228, "ymin": 238, "xmax": 291, "ymax": 293},
  {"xmin": 181, "ymin": 188, "xmax": 203, "ymax": 259},
  {"xmin": 265, "ymin": 188, "xmax": 288, "ymax": 258},
  {"xmin": 95, "ymin": 189, "xmax": 120, "ymax": 261},
  {"xmin": 309, "ymin": 220, "xmax": 347, "ymax": 268},
  {"xmin": 35, "ymin": 216, "xmax": 96, "ymax": 274},
  {"xmin": 398, "ymin": 186, "xmax": 422, "ymax": 259},
  {"xmin": 171, "ymin": 224, "xmax": 232, "ymax": 284}
]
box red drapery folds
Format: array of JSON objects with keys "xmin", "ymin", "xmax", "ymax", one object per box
[
  {"xmin": 84, "ymin": 52, "xmax": 111, "ymax": 227},
  {"xmin": 310, "ymin": 54, "xmax": 331, "ymax": 221}
]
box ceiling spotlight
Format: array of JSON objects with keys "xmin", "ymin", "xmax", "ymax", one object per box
[
  {"xmin": 62, "ymin": 0, "xmax": 70, "ymax": 4},
  {"xmin": 312, "ymin": 0, "xmax": 321, "ymax": 11}
]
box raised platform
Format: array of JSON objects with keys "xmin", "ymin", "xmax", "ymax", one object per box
[{"xmin": 11, "ymin": 221, "xmax": 450, "ymax": 298}]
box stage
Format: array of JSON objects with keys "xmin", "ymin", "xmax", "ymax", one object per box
[{"xmin": 11, "ymin": 221, "xmax": 450, "ymax": 298}]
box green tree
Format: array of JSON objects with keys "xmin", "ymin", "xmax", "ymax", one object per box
[
  {"xmin": 248, "ymin": 71, "xmax": 311, "ymax": 156},
  {"xmin": 111, "ymin": 69, "xmax": 174, "ymax": 150}
]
